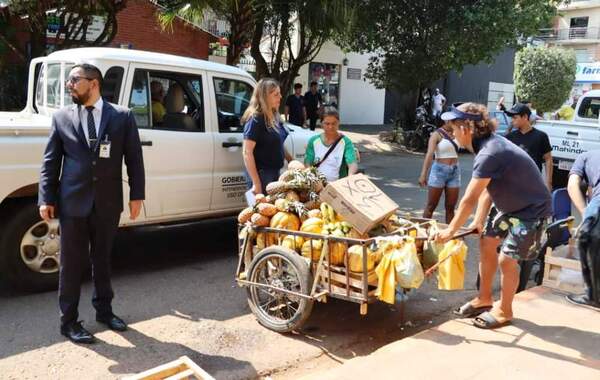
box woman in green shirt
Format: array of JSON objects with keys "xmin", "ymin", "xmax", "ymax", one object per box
[{"xmin": 304, "ymin": 109, "xmax": 358, "ymax": 182}]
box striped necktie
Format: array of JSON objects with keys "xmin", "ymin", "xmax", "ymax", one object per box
[{"xmin": 86, "ymin": 106, "xmax": 97, "ymax": 150}]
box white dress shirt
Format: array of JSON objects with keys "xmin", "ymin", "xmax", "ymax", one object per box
[{"xmin": 81, "ymin": 97, "xmax": 103, "ymax": 146}]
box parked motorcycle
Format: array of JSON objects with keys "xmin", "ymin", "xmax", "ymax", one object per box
[{"xmin": 403, "ymin": 104, "xmax": 437, "ymax": 151}]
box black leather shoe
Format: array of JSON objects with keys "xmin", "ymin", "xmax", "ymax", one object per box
[
  {"xmin": 566, "ymin": 294, "xmax": 600, "ymax": 311},
  {"xmin": 96, "ymin": 314, "xmax": 128, "ymax": 331},
  {"xmin": 60, "ymin": 321, "xmax": 95, "ymax": 344}
]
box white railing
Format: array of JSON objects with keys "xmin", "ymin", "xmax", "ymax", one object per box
[{"xmin": 538, "ymin": 27, "xmax": 600, "ymax": 41}]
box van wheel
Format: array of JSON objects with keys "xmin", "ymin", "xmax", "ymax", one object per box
[{"xmin": 0, "ymin": 200, "xmax": 60, "ymax": 291}]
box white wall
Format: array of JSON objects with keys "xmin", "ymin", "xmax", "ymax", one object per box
[{"xmin": 296, "ymin": 41, "xmax": 385, "ymax": 125}]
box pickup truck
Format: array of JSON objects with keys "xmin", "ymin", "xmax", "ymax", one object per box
[
  {"xmin": 0, "ymin": 47, "xmax": 314, "ymax": 291},
  {"xmin": 535, "ymin": 90, "xmax": 600, "ymax": 189}
]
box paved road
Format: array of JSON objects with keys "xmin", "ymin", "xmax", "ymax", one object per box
[{"xmin": 0, "ymin": 131, "xmax": 495, "ymax": 379}]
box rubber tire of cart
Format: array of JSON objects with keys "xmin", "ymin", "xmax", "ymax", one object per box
[
  {"xmin": 0, "ymin": 198, "xmax": 59, "ymax": 292},
  {"xmin": 246, "ymin": 246, "xmax": 314, "ymax": 333}
]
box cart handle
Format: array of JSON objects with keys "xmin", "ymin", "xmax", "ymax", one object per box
[{"xmin": 415, "ymin": 227, "xmax": 478, "ymax": 241}]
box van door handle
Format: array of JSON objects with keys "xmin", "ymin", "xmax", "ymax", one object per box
[
  {"xmin": 222, "ymin": 142, "xmax": 242, "ymax": 148},
  {"xmin": 567, "ymin": 131, "xmax": 578, "ymax": 136},
  {"xmin": 140, "ymin": 140, "xmax": 153, "ymax": 146}
]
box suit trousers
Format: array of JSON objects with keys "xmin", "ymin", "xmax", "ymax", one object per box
[{"xmin": 58, "ymin": 208, "xmax": 120, "ymax": 326}]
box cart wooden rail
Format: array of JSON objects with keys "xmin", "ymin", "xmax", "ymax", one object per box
[{"xmin": 235, "ymin": 219, "xmax": 474, "ymax": 332}]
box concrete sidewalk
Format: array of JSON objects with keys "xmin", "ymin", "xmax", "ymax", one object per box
[{"xmin": 302, "ymin": 287, "xmax": 600, "ymax": 380}]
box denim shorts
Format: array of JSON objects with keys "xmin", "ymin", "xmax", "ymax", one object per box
[
  {"xmin": 427, "ymin": 162, "xmax": 460, "ymax": 188},
  {"xmin": 483, "ymin": 207, "xmax": 546, "ymax": 261}
]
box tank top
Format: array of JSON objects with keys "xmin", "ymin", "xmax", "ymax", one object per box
[{"xmin": 434, "ymin": 130, "xmax": 458, "ymax": 159}]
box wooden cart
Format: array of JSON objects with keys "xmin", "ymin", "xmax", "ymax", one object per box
[{"xmin": 234, "ymin": 218, "xmax": 473, "ymax": 333}]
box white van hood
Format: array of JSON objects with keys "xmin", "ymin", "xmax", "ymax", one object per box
[{"xmin": 0, "ymin": 111, "xmax": 51, "ymax": 134}]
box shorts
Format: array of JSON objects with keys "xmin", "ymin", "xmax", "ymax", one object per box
[
  {"xmin": 427, "ymin": 162, "xmax": 460, "ymax": 188},
  {"xmin": 483, "ymin": 208, "xmax": 546, "ymax": 261}
]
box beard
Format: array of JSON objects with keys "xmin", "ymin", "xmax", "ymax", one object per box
[{"xmin": 70, "ymin": 91, "xmax": 89, "ymax": 105}]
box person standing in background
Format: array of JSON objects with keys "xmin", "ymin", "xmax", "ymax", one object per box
[
  {"xmin": 304, "ymin": 81, "xmax": 323, "ymax": 131},
  {"xmin": 39, "ymin": 63, "xmax": 145, "ymax": 344},
  {"xmin": 505, "ymin": 103, "xmax": 553, "ymax": 191},
  {"xmin": 418, "ymin": 122, "xmax": 461, "ymax": 224},
  {"xmin": 432, "ymin": 88, "xmax": 446, "ymax": 119},
  {"xmin": 285, "ymin": 83, "xmax": 306, "ymax": 127}
]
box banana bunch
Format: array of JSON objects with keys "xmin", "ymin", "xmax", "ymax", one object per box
[{"xmin": 320, "ymin": 202, "xmax": 336, "ymax": 224}]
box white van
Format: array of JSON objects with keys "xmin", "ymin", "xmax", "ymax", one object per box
[{"xmin": 0, "ymin": 48, "xmax": 314, "ymax": 290}]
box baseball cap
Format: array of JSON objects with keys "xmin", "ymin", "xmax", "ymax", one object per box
[
  {"xmin": 505, "ymin": 103, "xmax": 531, "ymax": 117},
  {"xmin": 441, "ymin": 104, "xmax": 483, "ymax": 122}
]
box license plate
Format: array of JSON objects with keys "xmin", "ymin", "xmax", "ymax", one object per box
[{"xmin": 558, "ymin": 160, "xmax": 573, "ymax": 171}]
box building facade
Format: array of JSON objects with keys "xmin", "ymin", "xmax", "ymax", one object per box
[
  {"xmin": 295, "ymin": 41, "xmax": 386, "ymax": 125},
  {"xmin": 540, "ymin": 0, "xmax": 600, "ymax": 94}
]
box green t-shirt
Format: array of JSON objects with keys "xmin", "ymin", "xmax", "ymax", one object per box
[{"xmin": 305, "ymin": 134, "xmax": 357, "ymax": 182}]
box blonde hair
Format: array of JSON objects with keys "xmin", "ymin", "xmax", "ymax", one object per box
[
  {"xmin": 241, "ymin": 78, "xmax": 281, "ymax": 130},
  {"xmin": 456, "ymin": 102, "xmax": 498, "ymax": 138}
]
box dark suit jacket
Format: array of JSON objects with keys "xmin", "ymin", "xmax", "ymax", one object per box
[{"xmin": 38, "ymin": 101, "xmax": 145, "ymax": 218}]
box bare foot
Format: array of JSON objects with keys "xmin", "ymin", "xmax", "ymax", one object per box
[
  {"xmin": 488, "ymin": 307, "xmax": 512, "ymax": 323},
  {"xmin": 470, "ymin": 297, "xmax": 493, "ymax": 308}
]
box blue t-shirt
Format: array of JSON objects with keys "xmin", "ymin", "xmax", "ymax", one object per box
[
  {"xmin": 570, "ymin": 150, "xmax": 600, "ymax": 200},
  {"xmin": 243, "ymin": 115, "xmax": 288, "ymax": 170},
  {"xmin": 473, "ymin": 134, "xmax": 552, "ymax": 220},
  {"xmin": 285, "ymin": 94, "xmax": 305, "ymax": 126}
]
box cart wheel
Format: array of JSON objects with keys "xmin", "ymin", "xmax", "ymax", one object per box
[{"xmin": 246, "ymin": 246, "xmax": 314, "ymax": 333}]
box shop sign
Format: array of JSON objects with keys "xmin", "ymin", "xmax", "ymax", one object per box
[
  {"xmin": 576, "ymin": 62, "xmax": 600, "ymax": 83},
  {"xmin": 347, "ymin": 68, "xmax": 361, "ymax": 80},
  {"xmin": 47, "ymin": 14, "xmax": 106, "ymax": 42}
]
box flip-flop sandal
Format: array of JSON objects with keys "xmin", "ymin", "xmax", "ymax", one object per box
[
  {"xmin": 453, "ymin": 302, "xmax": 492, "ymax": 318},
  {"xmin": 473, "ymin": 311, "xmax": 511, "ymax": 329}
]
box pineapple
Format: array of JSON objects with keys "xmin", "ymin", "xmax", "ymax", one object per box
[
  {"xmin": 266, "ymin": 181, "xmax": 289, "ymax": 195},
  {"xmin": 238, "ymin": 207, "xmax": 254, "ymax": 223}
]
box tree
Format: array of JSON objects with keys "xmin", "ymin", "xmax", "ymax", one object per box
[
  {"xmin": 159, "ymin": 0, "xmax": 354, "ymax": 96},
  {"xmin": 0, "ymin": 1, "xmax": 126, "ymax": 110},
  {"xmin": 336, "ymin": 0, "xmax": 561, "ymax": 117},
  {"xmin": 251, "ymin": 0, "xmax": 353, "ymax": 96},
  {"xmin": 159, "ymin": 0, "xmax": 253, "ymax": 67},
  {"xmin": 514, "ymin": 46, "xmax": 576, "ymax": 113},
  {"xmin": 0, "ymin": 0, "xmax": 126, "ymax": 62}
]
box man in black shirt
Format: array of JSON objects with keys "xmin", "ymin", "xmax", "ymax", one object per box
[
  {"xmin": 285, "ymin": 83, "xmax": 306, "ymax": 127},
  {"xmin": 505, "ymin": 103, "xmax": 553, "ymax": 191},
  {"xmin": 304, "ymin": 81, "xmax": 323, "ymax": 131}
]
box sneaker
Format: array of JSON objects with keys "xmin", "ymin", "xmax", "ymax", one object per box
[{"xmin": 566, "ymin": 294, "xmax": 600, "ymax": 311}]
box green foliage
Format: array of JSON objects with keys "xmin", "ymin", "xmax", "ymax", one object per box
[
  {"xmin": 337, "ymin": 0, "xmax": 561, "ymax": 93},
  {"xmin": 158, "ymin": 0, "xmax": 355, "ymax": 96},
  {"xmin": 514, "ymin": 46, "xmax": 576, "ymax": 113}
]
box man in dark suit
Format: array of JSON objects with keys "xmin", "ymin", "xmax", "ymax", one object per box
[{"xmin": 38, "ymin": 63, "xmax": 145, "ymax": 344}]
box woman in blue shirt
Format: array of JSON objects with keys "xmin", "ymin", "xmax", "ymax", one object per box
[{"xmin": 242, "ymin": 78, "xmax": 292, "ymax": 195}]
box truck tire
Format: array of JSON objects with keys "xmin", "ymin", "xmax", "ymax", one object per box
[
  {"xmin": 0, "ymin": 199, "xmax": 60, "ymax": 291},
  {"xmin": 552, "ymin": 167, "xmax": 570, "ymax": 190}
]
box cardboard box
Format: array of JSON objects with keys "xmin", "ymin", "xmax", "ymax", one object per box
[{"xmin": 320, "ymin": 174, "xmax": 399, "ymax": 234}]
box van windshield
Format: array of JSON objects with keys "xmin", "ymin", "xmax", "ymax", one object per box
[{"xmin": 577, "ymin": 97, "xmax": 600, "ymax": 120}]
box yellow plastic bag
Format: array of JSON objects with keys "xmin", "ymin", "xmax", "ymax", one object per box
[
  {"xmin": 375, "ymin": 249, "xmax": 397, "ymax": 304},
  {"xmin": 394, "ymin": 241, "xmax": 424, "ymax": 289},
  {"xmin": 375, "ymin": 239, "xmax": 423, "ymax": 304},
  {"xmin": 437, "ymin": 240, "xmax": 468, "ymax": 290}
]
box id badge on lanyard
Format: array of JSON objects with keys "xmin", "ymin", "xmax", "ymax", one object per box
[{"xmin": 99, "ymin": 135, "xmax": 111, "ymax": 159}]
